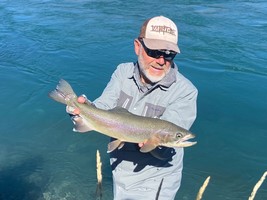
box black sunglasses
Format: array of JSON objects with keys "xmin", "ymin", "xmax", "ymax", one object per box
[{"xmin": 138, "ymin": 38, "xmax": 177, "ymax": 61}]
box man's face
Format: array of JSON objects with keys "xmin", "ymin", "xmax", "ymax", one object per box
[{"xmin": 134, "ymin": 39, "xmax": 174, "ymax": 84}]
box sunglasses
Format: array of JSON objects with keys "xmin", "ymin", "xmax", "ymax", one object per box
[{"xmin": 138, "ymin": 38, "xmax": 177, "ymax": 61}]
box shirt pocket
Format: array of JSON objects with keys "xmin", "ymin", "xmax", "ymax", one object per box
[
  {"xmin": 142, "ymin": 102, "xmax": 166, "ymax": 118},
  {"xmin": 117, "ymin": 91, "xmax": 133, "ymax": 109}
]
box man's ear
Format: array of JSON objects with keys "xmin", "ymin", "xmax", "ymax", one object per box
[{"xmin": 134, "ymin": 39, "xmax": 141, "ymax": 56}]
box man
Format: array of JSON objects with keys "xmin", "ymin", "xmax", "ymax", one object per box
[{"xmin": 71, "ymin": 16, "xmax": 197, "ymax": 199}]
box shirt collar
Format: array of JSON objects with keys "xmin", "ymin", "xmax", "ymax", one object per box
[{"xmin": 130, "ymin": 62, "xmax": 177, "ymax": 92}]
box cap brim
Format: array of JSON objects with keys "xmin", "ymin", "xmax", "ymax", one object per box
[{"xmin": 143, "ymin": 38, "xmax": 180, "ymax": 53}]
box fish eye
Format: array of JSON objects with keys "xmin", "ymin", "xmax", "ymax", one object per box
[{"xmin": 176, "ymin": 133, "xmax": 182, "ymax": 138}]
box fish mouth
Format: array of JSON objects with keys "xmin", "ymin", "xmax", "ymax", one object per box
[{"xmin": 177, "ymin": 133, "xmax": 197, "ymax": 147}]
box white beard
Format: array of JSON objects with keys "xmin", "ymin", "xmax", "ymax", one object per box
[{"xmin": 138, "ymin": 53, "xmax": 170, "ymax": 83}]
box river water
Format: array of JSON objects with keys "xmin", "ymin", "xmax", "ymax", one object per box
[{"xmin": 0, "ymin": 0, "xmax": 267, "ymax": 199}]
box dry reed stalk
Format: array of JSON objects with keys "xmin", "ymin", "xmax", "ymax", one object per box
[
  {"xmin": 195, "ymin": 176, "xmax": 211, "ymax": 200},
  {"xmin": 155, "ymin": 178, "xmax": 164, "ymax": 200},
  {"xmin": 248, "ymin": 171, "xmax": 267, "ymax": 200},
  {"xmin": 95, "ymin": 150, "xmax": 103, "ymax": 199}
]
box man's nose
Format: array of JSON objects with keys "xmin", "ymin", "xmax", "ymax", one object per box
[{"xmin": 156, "ymin": 56, "xmax": 166, "ymax": 65}]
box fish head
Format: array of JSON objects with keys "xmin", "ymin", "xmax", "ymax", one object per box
[{"xmin": 161, "ymin": 129, "xmax": 197, "ymax": 148}]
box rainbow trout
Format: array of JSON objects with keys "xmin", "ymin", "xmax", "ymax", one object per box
[{"xmin": 49, "ymin": 79, "xmax": 197, "ymax": 153}]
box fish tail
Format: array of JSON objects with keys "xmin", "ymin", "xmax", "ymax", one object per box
[{"xmin": 48, "ymin": 79, "xmax": 77, "ymax": 104}]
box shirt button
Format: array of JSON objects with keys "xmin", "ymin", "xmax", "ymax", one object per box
[{"xmin": 133, "ymin": 107, "xmax": 137, "ymax": 110}]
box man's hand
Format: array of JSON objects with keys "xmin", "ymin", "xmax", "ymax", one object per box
[
  {"xmin": 66, "ymin": 95, "xmax": 90, "ymax": 115},
  {"xmin": 77, "ymin": 94, "xmax": 92, "ymax": 104}
]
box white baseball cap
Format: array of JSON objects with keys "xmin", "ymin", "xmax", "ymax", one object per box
[{"xmin": 139, "ymin": 16, "xmax": 180, "ymax": 53}]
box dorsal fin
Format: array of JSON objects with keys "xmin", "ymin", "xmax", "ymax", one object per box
[{"xmin": 108, "ymin": 107, "xmax": 133, "ymax": 115}]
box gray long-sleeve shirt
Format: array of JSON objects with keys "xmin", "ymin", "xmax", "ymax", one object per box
[{"xmin": 93, "ymin": 62, "xmax": 197, "ymax": 200}]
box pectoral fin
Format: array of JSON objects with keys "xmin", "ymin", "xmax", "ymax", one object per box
[
  {"xmin": 140, "ymin": 143, "xmax": 157, "ymax": 153},
  {"xmin": 107, "ymin": 140, "xmax": 125, "ymax": 153},
  {"xmin": 140, "ymin": 136, "xmax": 160, "ymax": 153}
]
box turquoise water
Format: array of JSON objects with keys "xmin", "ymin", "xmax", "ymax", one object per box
[{"xmin": 1, "ymin": 0, "xmax": 267, "ymax": 199}]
